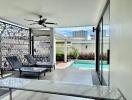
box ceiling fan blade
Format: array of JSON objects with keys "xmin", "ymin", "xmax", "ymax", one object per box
[
  {"xmin": 45, "ymin": 22, "xmax": 57, "ymax": 25},
  {"xmin": 29, "ymin": 23, "xmax": 37, "ymax": 25},
  {"xmin": 42, "ymin": 24, "xmax": 47, "ymax": 27},
  {"xmin": 42, "ymin": 18, "xmax": 47, "ymax": 22},
  {"xmin": 24, "ymin": 19, "xmax": 38, "ymax": 22}
]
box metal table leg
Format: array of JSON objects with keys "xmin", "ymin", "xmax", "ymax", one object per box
[
  {"xmin": 54, "ymin": 65, "xmax": 55, "ymax": 70},
  {"xmin": 0, "ymin": 68, "xmax": 3, "ymax": 78},
  {"xmin": 9, "ymin": 88, "xmax": 12, "ymax": 100},
  {"xmin": 44, "ymin": 72, "xmax": 45, "ymax": 76},
  {"xmin": 38, "ymin": 73, "xmax": 40, "ymax": 80}
]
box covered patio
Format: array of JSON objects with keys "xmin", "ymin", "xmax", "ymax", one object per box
[{"xmin": 0, "ymin": 0, "xmax": 126, "ymax": 100}]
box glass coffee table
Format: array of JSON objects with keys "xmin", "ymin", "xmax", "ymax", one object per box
[{"xmin": 0, "ymin": 77, "xmax": 126, "ymax": 100}]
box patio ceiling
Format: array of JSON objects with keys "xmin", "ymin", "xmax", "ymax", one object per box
[{"xmin": 0, "ymin": 0, "xmax": 106, "ymax": 28}]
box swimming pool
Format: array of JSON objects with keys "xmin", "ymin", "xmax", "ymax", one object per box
[{"xmin": 71, "ymin": 60, "xmax": 108, "ymax": 69}]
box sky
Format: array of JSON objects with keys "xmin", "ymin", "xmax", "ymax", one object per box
[
  {"xmin": 55, "ymin": 26, "xmax": 94, "ymax": 37},
  {"xmin": 54, "ymin": 25, "xmax": 109, "ymax": 37}
]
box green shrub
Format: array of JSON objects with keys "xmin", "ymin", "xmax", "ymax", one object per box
[
  {"xmin": 56, "ymin": 52, "xmax": 64, "ymax": 61},
  {"xmin": 78, "ymin": 53, "xmax": 95, "ymax": 60},
  {"xmin": 68, "ymin": 47, "xmax": 80, "ymax": 59}
]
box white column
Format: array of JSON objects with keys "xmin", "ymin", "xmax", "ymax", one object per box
[
  {"xmin": 64, "ymin": 39, "xmax": 67, "ymax": 62},
  {"xmin": 50, "ymin": 28, "xmax": 56, "ymax": 65}
]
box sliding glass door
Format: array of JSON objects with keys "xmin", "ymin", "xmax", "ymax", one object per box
[
  {"xmin": 99, "ymin": 19, "xmax": 103, "ymax": 84},
  {"xmin": 102, "ymin": 4, "xmax": 110, "ymax": 85},
  {"xmin": 96, "ymin": 1, "xmax": 110, "ymax": 85}
]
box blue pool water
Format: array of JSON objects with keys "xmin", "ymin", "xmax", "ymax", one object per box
[{"xmin": 71, "ymin": 60, "xmax": 108, "ymax": 69}]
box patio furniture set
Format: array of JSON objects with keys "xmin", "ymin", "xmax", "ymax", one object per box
[
  {"xmin": 0, "ymin": 55, "xmax": 126, "ymax": 100},
  {"xmin": 1, "ymin": 54, "xmax": 55, "ymax": 79}
]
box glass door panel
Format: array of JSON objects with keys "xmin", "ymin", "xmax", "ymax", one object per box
[
  {"xmin": 102, "ymin": 4, "xmax": 110, "ymax": 85},
  {"xmin": 96, "ymin": 2, "xmax": 110, "ymax": 85},
  {"xmin": 99, "ymin": 20, "xmax": 103, "ymax": 84}
]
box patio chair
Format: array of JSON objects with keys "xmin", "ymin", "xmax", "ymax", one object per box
[
  {"xmin": 6, "ymin": 56, "xmax": 47, "ymax": 79},
  {"xmin": 24, "ymin": 54, "xmax": 55, "ymax": 72}
]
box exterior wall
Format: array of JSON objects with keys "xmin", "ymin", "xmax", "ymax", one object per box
[
  {"xmin": 56, "ymin": 43, "xmax": 65, "ymax": 53},
  {"xmin": 110, "ymin": 0, "xmax": 132, "ymax": 99},
  {"xmin": 56, "ymin": 42, "xmax": 109, "ymax": 54},
  {"xmin": 72, "ymin": 43, "xmax": 95, "ymax": 54}
]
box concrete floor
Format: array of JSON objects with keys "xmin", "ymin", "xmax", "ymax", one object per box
[
  {"xmin": 44, "ymin": 67, "xmax": 93, "ymax": 85},
  {"xmin": 0, "ymin": 67, "xmax": 94, "ymax": 100}
]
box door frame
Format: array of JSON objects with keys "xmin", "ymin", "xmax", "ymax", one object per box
[{"xmin": 95, "ymin": 0, "xmax": 110, "ymax": 85}]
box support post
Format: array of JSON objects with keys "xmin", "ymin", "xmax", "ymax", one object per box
[
  {"xmin": 96, "ymin": 27, "xmax": 100, "ymax": 72},
  {"xmin": 50, "ymin": 28, "xmax": 56, "ymax": 65},
  {"xmin": 32, "ymin": 36, "xmax": 34, "ymax": 57},
  {"xmin": 29, "ymin": 28, "xmax": 32, "ymax": 54},
  {"xmin": 9, "ymin": 88, "xmax": 12, "ymax": 100},
  {"xmin": 64, "ymin": 40, "xmax": 67, "ymax": 62}
]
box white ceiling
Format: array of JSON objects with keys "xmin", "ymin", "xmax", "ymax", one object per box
[{"xmin": 0, "ymin": 0, "xmax": 105, "ymax": 28}]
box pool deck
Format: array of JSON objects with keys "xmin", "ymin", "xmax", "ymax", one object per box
[
  {"xmin": 0, "ymin": 67, "xmax": 93, "ymax": 100},
  {"xmin": 0, "ymin": 61, "xmax": 94, "ymax": 100},
  {"xmin": 56, "ymin": 61, "xmax": 73, "ymax": 69}
]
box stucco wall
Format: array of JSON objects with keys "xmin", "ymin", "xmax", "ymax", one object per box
[
  {"xmin": 110, "ymin": 0, "xmax": 132, "ymax": 99},
  {"xmin": 72, "ymin": 43, "xmax": 95, "ymax": 54}
]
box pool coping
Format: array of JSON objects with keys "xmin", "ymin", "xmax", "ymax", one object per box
[{"xmin": 69, "ymin": 60, "xmax": 109, "ymax": 71}]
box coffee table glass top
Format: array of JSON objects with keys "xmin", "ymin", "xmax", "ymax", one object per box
[{"xmin": 0, "ymin": 77, "xmax": 123, "ymax": 100}]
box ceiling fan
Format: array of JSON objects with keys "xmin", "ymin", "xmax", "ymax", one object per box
[{"xmin": 24, "ymin": 15, "xmax": 57, "ymax": 27}]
